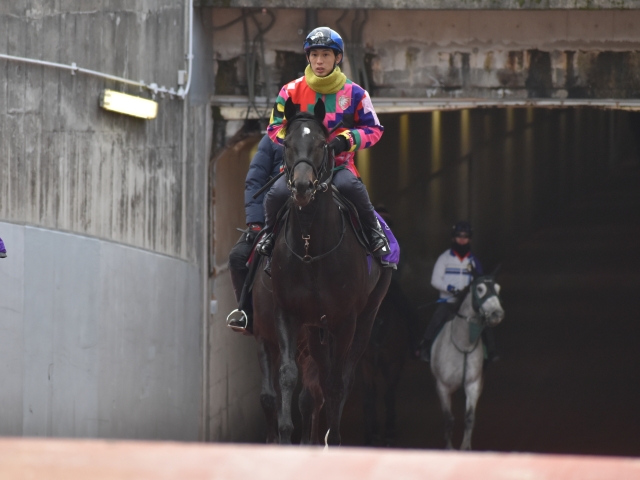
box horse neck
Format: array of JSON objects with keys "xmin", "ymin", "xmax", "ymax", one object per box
[{"xmin": 288, "ymin": 188, "xmax": 341, "ymax": 249}]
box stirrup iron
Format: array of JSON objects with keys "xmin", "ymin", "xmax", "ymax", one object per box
[{"xmin": 226, "ymin": 309, "xmax": 249, "ymax": 333}]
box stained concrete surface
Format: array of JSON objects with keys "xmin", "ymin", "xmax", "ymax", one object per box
[{"xmin": 339, "ymin": 163, "xmax": 640, "ymax": 456}]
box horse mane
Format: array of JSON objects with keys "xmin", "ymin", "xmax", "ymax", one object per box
[{"xmin": 284, "ymin": 111, "xmax": 329, "ymax": 138}]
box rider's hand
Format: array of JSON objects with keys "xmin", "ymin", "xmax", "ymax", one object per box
[
  {"xmin": 246, "ymin": 223, "xmax": 263, "ymax": 244},
  {"xmin": 446, "ymin": 284, "xmax": 459, "ymax": 294},
  {"xmin": 329, "ymin": 135, "xmax": 350, "ymax": 156}
]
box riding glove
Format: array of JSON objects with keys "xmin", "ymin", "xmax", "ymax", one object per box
[
  {"xmin": 329, "ymin": 135, "xmax": 350, "ymax": 156},
  {"xmin": 446, "ymin": 284, "xmax": 459, "ymax": 294},
  {"xmin": 246, "ymin": 223, "xmax": 263, "ymax": 244}
]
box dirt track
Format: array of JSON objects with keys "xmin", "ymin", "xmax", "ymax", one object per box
[{"xmin": 340, "ymin": 164, "xmax": 640, "ymax": 456}]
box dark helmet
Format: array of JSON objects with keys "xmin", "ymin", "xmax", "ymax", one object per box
[
  {"xmin": 452, "ymin": 221, "xmax": 473, "ymax": 237},
  {"xmin": 303, "ymin": 27, "xmax": 344, "ymax": 56}
]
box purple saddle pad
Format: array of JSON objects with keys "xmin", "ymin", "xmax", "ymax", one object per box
[{"xmin": 375, "ymin": 211, "xmax": 400, "ymax": 267}]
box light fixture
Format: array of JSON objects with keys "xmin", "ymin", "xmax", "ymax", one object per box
[{"xmin": 100, "ymin": 89, "xmax": 158, "ymax": 120}]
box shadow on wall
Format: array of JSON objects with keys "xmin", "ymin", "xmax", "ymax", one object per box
[{"xmin": 357, "ymin": 108, "xmax": 639, "ymax": 305}]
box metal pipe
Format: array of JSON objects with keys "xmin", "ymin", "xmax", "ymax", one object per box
[
  {"xmin": 178, "ymin": 0, "xmax": 194, "ymax": 99},
  {"xmin": 0, "ymin": 0, "xmax": 194, "ymax": 100}
]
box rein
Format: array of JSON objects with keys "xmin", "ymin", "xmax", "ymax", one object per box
[
  {"xmin": 282, "ymin": 114, "xmax": 345, "ymax": 264},
  {"xmin": 283, "ymin": 206, "xmax": 347, "ymax": 263}
]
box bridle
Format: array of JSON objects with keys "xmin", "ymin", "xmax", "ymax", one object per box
[
  {"xmin": 281, "ymin": 116, "xmax": 344, "ymax": 263},
  {"xmin": 283, "ymin": 118, "xmax": 337, "ymax": 201},
  {"xmin": 453, "ymin": 276, "xmax": 501, "ymax": 323}
]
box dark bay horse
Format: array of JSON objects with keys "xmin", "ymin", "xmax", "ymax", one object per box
[
  {"xmin": 430, "ymin": 275, "xmax": 504, "ymax": 450},
  {"xmin": 252, "ymin": 256, "xmax": 324, "ymax": 444},
  {"xmin": 270, "ymin": 97, "xmax": 391, "ymax": 445}
]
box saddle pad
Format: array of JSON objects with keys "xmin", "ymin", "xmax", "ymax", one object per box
[{"xmin": 375, "ymin": 211, "xmax": 400, "ymax": 268}]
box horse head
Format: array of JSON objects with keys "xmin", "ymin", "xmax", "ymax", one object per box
[
  {"xmin": 470, "ymin": 276, "xmax": 505, "ymax": 327},
  {"xmin": 283, "ymin": 97, "xmax": 330, "ymax": 208}
]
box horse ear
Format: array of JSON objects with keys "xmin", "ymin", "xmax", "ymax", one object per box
[
  {"xmin": 491, "ymin": 263, "xmax": 502, "ymax": 277},
  {"xmin": 284, "ymin": 97, "xmax": 297, "ymax": 121},
  {"xmin": 314, "ymin": 98, "xmax": 326, "ymax": 122}
]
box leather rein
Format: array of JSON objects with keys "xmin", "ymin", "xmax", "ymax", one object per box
[{"xmin": 282, "ymin": 117, "xmax": 344, "ymax": 263}]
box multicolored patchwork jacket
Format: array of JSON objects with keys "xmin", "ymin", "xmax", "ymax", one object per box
[{"xmin": 267, "ymin": 76, "xmax": 384, "ymax": 177}]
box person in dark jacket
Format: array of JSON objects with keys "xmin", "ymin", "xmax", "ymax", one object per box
[{"xmin": 227, "ymin": 134, "xmax": 283, "ymax": 333}]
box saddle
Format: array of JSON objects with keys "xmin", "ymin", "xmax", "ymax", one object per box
[{"xmin": 235, "ymin": 187, "xmax": 396, "ymax": 324}]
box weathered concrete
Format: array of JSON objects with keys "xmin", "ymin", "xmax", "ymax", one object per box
[
  {"xmin": 211, "ymin": 8, "xmax": 640, "ymax": 101},
  {"xmin": 0, "ymin": 3, "xmax": 265, "ymax": 443},
  {"xmin": 208, "ymin": 136, "xmax": 265, "ymax": 441},
  {"xmin": 0, "ymin": 2, "xmax": 204, "ymax": 261},
  {"xmin": 199, "ymin": 0, "xmax": 640, "ymax": 9},
  {"xmin": 0, "ymin": 222, "xmax": 201, "ymax": 439}
]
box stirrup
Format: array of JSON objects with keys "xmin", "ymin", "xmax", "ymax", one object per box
[{"xmin": 226, "ymin": 309, "xmax": 249, "ymax": 333}]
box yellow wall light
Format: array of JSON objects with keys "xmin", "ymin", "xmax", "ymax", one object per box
[{"xmin": 100, "ymin": 89, "xmax": 158, "ymax": 120}]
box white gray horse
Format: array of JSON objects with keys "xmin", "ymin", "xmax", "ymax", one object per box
[{"xmin": 430, "ymin": 275, "xmax": 505, "ymax": 450}]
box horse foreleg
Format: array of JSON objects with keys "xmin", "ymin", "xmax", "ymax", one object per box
[
  {"xmin": 325, "ymin": 319, "xmax": 357, "ymax": 446},
  {"xmin": 461, "ymin": 376, "xmax": 483, "ymax": 451},
  {"xmin": 299, "ymin": 355, "xmax": 324, "ymax": 445},
  {"xmin": 383, "ymin": 377, "xmax": 399, "ymax": 447},
  {"xmin": 435, "ymin": 380, "xmax": 455, "ymax": 450},
  {"xmin": 257, "ymin": 339, "xmax": 278, "ymax": 443},
  {"xmin": 361, "ymin": 362, "xmax": 379, "ymax": 446},
  {"xmin": 275, "ymin": 312, "xmax": 299, "ymax": 444}
]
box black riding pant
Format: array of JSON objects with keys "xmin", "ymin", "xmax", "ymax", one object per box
[
  {"xmin": 228, "ymin": 233, "xmax": 252, "ymax": 309},
  {"xmin": 422, "ymin": 302, "xmax": 456, "ymax": 347},
  {"xmin": 263, "ymin": 169, "xmax": 378, "ymax": 231}
]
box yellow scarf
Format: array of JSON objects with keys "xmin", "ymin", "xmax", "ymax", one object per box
[{"xmin": 304, "ymin": 65, "xmax": 347, "ymax": 95}]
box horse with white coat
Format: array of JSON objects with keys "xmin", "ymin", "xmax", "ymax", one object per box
[{"xmin": 430, "ymin": 274, "xmax": 504, "ymax": 450}]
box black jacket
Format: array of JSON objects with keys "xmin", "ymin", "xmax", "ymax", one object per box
[{"xmin": 245, "ymin": 134, "xmax": 283, "ymax": 225}]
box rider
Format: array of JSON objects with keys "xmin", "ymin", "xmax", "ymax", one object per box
[
  {"xmin": 419, "ymin": 221, "xmax": 498, "ymax": 362},
  {"xmin": 256, "ymin": 26, "xmax": 389, "ymax": 257},
  {"xmin": 227, "ymin": 134, "xmax": 283, "ymax": 333}
]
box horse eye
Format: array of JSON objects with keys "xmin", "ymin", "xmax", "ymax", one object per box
[
  {"xmin": 494, "ymin": 284, "xmax": 501, "ymax": 295},
  {"xmin": 476, "ymin": 284, "xmax": 487, "ymax": 297}
]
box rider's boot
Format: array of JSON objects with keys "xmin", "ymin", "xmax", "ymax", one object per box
[
  {"xmin": 482, "ymin": 329, "xmax": 500, "ymax": 364},
  {"xmin": 256, "ymin": 232, "xmax": 275, "ymax": 257},
  {"xmin": 418, "ymin": 338, "xmax": 432, "ymax": 363},
  {"xmin": 364, "ymin": 217, "xmax": 390, "ymax": 257}
]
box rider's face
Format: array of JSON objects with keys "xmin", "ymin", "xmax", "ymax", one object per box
[
  {"xmin": 308, "ymin": 49, "xmax": 342, "ymax": 77},
  {"xmin": 454, "ymin": 234, "xmax": 470, "ymax": 245}
]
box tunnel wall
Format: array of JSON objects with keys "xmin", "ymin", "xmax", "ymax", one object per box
[
  {"xmin": 210, "ymin": 8, "xmax": 640, "ymax": 101},
  {"xmin": 0, "ymin": 3, "xmax": 214, "ymax": 440},
  {"xmin": 357, "ymin": 107, "xmax": 638, "ymax": 302},
  {"xmin": 208, "ymin": 135, "xmax": 265, "ymax": 442}
]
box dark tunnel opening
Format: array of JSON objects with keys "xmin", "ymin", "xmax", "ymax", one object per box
[{"xmin": 335, "ymin": 107, "xmax": 640, "ymax": 455}]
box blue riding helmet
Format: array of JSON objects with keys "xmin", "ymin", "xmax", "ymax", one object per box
[
  {"xmin": 452, "ymin": 221, "xmax": 473, "ymax": 237},
  {"xmin": 303, "ymin": 27, "xmax": 344, "ymax": 56}
]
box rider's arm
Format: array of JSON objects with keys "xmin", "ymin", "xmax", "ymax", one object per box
[
  {"xmin": 470, "ymin": 254, "xmax": 484, "ymax": 276},
  {"xmin": 266, "ymin": 83, "xmax": 293, "ymax": 145},
  {"xmin": 431, "ymin": 253, "xmax": 450, "ymax": 295},
  {"xmin": 245, "ymin": 135, "xmax": 280, "ymax": 225},
  {"xmin": 333, "ymin": 87, "xmax": 384, "ymax": 153}
]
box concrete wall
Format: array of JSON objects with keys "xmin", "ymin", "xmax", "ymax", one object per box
[
  {"xmin": 211, "ymin": 8, "xmax": 640, "ymax": 100},
  {"xmin": 0, "ymin": 2, "xmax": 223, "ymax": 440},
  {"xmin": 208, "ymin": 136, "xmax": 265, "ymax": 442},
  {"xmin": 0, "ymin": 221, "xmax": 201, "ymax": 439},
  {"xmin": 199, "ymin": 0, "xmax": 640, "ymax": 8}
]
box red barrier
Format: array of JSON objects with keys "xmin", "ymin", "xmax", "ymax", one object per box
[{"xmin": 0, "ymin": 438, "xmax": 638, "ymax": 479}]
